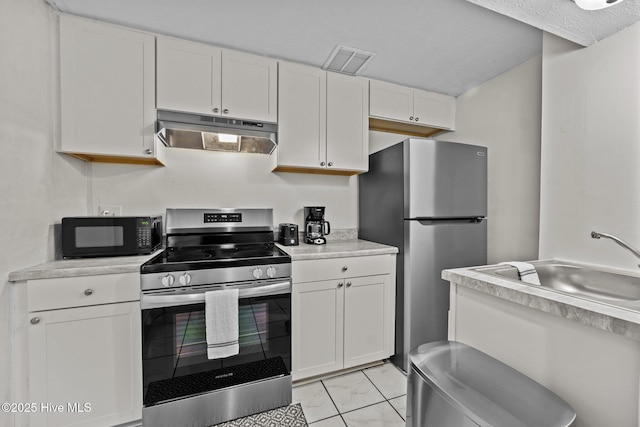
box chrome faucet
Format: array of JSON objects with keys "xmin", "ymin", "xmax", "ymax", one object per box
[{"xmin": 591, "ymin": 231, "xmax": 640, "ymax": 268}]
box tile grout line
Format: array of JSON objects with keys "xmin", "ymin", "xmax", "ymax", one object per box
[
  {"xmin": 361, "ymin": 365, "xmax": 407, "ymax": 422},
  {"xmin": 305, "ymin": 364, "xmax": 407, "ymax": 425}
]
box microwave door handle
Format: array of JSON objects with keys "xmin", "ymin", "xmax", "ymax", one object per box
[{"xmin": 140, "ymin": 281, "xmax": 292, "ymax": 310}]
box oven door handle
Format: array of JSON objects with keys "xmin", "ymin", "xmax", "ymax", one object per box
[{"xmin": 140, "ymin": 281, "xmax": 291, "ymax": 310}]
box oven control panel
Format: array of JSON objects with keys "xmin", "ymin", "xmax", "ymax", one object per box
[
  {"xmin": 204, "ymin": 213, "xmax": 243, "ymax": 223},
  {"xmin": 141, "ymin": 263, "xmax": 292, "ymax": 291}
]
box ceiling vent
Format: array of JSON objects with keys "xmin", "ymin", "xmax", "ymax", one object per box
[{"xmin": 322, "ymin": 45, "xmax": 375, "ymax": 76}]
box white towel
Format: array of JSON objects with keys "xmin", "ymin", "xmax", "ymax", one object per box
[
  {"xmin": 499, "ymin": 261, "xmax": 541, "ymax": 285},
  {"xmin": 205, "ymin": 289, "xmax": 239, "ymax": 359}
]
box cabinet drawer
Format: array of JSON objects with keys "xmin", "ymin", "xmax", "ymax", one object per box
[
  {"xmin": 27, "ymin": 273, "xmax": 140, "ymax": 312},
  {"xmin": 293, "ymin": 255, "xmax": 393, "ymax": 283}
]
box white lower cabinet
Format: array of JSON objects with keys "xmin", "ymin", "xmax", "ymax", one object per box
[
  {"xmin": 22, "ymin": 273, "xmax": 142, "ymax": 427},
  {"xmin": 292, "ymin": 255, "xmax": 395, "ymax": 381}
]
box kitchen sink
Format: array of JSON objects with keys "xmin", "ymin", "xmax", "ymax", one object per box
[{"xmin": 474, "ymin": 260, "xmax": 640, "ymax": 306}]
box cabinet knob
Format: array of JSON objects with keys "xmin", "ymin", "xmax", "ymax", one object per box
[
  {"xmin": 213, "ymin": 107, "xmax": 220, "ymax": 113},
  {"xmin": 84, "ymin": 289, "xmax": 93, "ymax": 296},
  {"xmin": 409, "ymin": 116, "xmax": 414, "ymax": 121},
  {"xmin": 342, "ymin": 266, "xmax": 348, "ymax": 272},
  {"xmin": 338, "ymin": 282, "xmax": 344, "ymax": 288},
  {"xmin": 223, "ymin": 109, "xmax": 229, "ymax": 114},
  {"xmin": 145, "ymin": 149, "xmax": 153, "ymax": 155},
  {"xmin": 30, "ymin": 317, "xmax": 40, "ymax": 325},
  {"xmin": 346, "ymin": 282, "xmax": 352, "ymax": 287},
  {"xmin": 320, "ymin": 161, "xmax": 326, "ymax": 166},
  {"xmin": 328, "ymin": 162, "xmax": 333, "ymax": 167},
  {"xmin": 414, "ymin": 117, "xmax": 419, "ymax": 122}
]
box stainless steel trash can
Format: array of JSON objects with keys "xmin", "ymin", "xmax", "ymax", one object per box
[{"xmin": 407, "ymin": 341, "xmax": 576, "ymax": 427}]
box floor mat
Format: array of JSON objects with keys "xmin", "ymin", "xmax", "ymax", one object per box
[{"xmin": 212, "ymin": 403, "xmax": 307, "ymax": 427}]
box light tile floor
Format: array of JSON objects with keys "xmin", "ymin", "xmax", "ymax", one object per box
[{"xmin": 292, "ymin": 362, "xmax": 407, "ymax": 427}]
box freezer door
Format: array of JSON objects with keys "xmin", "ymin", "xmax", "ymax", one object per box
[
  {"xmin": 401, "ymin": 219, "xmax": 487, "ymax": 371},
  {"xmin": 405, "ymin": 139, "xmax": 487, "ymax": 219}
]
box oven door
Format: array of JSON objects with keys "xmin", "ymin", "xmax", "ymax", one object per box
[{"xmin": 140, "ymin": 280, "xmax": 291, "ymax": 409}]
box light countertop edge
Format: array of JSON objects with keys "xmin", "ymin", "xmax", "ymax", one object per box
[
  {"xmin": 8, "ymin": 251, "xmax": 163, "ymax": 282},
  {"xmin": 443, "ymin": 266, "xmax": 640, "ymax": 342},
  {"xmin": 277, "ymin": 239, "xmax": 398, "ymax": 261},
  {"xmin": 9, "ymin": 240, "xmax": 398, "ymax": 282}
]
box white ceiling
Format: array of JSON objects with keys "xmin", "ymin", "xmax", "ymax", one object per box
[
  {"xmin": 466, "ymin": 0, "xmax": 640, "ymax": 46},
  {"xmin": 46, "ymin": 0, "xmax": 639, "ymax": 97}
]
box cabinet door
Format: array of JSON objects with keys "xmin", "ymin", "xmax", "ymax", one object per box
[
  {"xmin": 326, "ymin": 73, "xmax": 369, "ymax": 172},
  {"xmin": 60, "ymin": 15, "xmax": 155, "ymax": 159},
  {"xmin": 277, "ymin": 62, "xmax": 327, "ymax": 169},
  {"xmin": 369, "ymin": 79, "xmax": 413, "ymax": 123},
  {"xmin": 28, "ymin": 302, "xmax": 142, "ymax": 427},
  {"xmin": 343, "ymin": 275, "xmax": 390, "ymax": 369},
  {"xmin": 221, "ymin": 50, "xmax": 277, "ymax": 122},
  {"xmin": 292, "ymin": 279, "xmax": 344, "ymax": 380},
  {"xmin": 156, "ymin": 36, "xmax": 222, "ymax": 116},
  {"xmin": 413, "ymin": 89, "xmax": 456, "ymax": 130}
]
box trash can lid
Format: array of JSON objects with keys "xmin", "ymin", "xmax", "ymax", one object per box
[{"xmin": 409, "ymin": 341, "xmax": 576, "ymax": 427}]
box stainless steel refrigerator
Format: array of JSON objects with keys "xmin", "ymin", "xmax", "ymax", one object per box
[{"xmin": 359, "ymin": 138, "xmax": 487, "ymax": 372}]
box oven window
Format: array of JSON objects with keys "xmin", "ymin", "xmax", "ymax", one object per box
[
  {"xmin": 75, "ymin": 226, "xmax": 124, "ymax": 248},
  {"xmin": 142, "ymin": 294, "xmax": 291, "ymax": 407}
]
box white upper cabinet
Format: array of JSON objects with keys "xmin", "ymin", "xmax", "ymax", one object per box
[
  {"xmin": 276, "ymin": 62, "xmax": 327, "ymax": 169},
  {"xmin": 370, "ymin": 79, "xmax": 456, "ymax": 130},
  {"xmin": 326, "ymin": 72, "xmax": 369, "ymax": 171},
  {"xmin": 157, "ymin": 37, "xmax": 277, "ymax": 122},
  {"xmin": 59, "ymin": 15, "xmax": 161, "ymax": 164},
  {"xmin": 275, "ymin": 61, "xmax": 369, "ymax": 175},
  {"xmin": 156, "ymin": 37, "xmax": 222, "ymax": 116},
  {"xmin": 221, "ymin": 50, "xmax": 277, "ymax": 122}
]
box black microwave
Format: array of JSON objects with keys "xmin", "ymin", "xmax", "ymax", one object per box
[{"xmin": 62, "ymin": 216, "xmax": 162, "ymax": 258}]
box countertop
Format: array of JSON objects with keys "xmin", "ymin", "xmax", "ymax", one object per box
[
  {"xmin": 9, "ymin": 239, "xmax": 398, "ymax": 282},
  {"xmin": 443, "ymin": 263, "xmax": 640, "ymax": 341},
  {"xmin": 8, "ymin": 251, "xmax": 162, "ymax": 282},
  {"xmin": 277, "ymin": 239, "xmax": 398, "ymax": 261}
]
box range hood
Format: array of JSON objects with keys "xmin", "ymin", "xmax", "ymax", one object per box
[{"xmin": 156, "ymin": 110, "xmax": 277, "ymax": 155}]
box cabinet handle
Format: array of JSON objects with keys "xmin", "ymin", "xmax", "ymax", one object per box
[
  {"xmin": 144, "ymin": 149, "xmax": 153, "ymax": 155},
  {"xmin": 213, "ymin": 107, "xmax": 220, "ymax": 113},
  {"xmin": 30, "ymin": 317, "xmax": 40, "ymax": 325},
  {"xmin": 342, "ymin": 266, "xmax": 348, "ymax": 272},
  {"xmin": 320, "ymin": 161, "xmax": 326, "ymax": 167},
  {"xmin": 409, "ymin": 116, "xmax": 414, "ymax": 121},
  {"xmin": 223, "ymin": 109, "xmax": 229, "ymax": 114},
  {"xmin": 346, "ymin": 282, "xmax": 352, "ymax": 287},
  {"xmin": 337, "ymin": 282, "xmax": 344, "ymax": 288},
  {"xmin": 84, "ymin": 289, "xmax": 93, "ymax": 296},
  {"xmin": 415, "ymin": 117, "xmax": 419, "ymax": 122},
  {"xmin": 328, "ymin": 162, "xmax": 333, "ymax": 167}
]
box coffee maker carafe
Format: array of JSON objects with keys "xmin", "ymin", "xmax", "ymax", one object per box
[{"xmin": 304, "ymin": 206, "xmax": 330, "ymax": 245}]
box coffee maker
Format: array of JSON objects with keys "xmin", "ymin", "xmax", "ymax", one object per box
[{"xmin": 304, "ymin": 206, "xmax": 330, "ymax": 245}]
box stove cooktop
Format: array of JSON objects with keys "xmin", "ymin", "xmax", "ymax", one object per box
[{"xmin": 140, "ymin": 243, "xmax": 291, "ymax": 274}]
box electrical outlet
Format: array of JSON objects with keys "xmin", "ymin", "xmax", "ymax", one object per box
[{"xmin": 99, "ymin": 205, "xmax": 122, "ymax": 216}]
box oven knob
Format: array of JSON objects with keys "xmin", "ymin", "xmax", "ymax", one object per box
[
  {"xmin": 252, "ymin": 267, "xmax": 264, "ymax": 279},
  {"xmin": 179, "ymin": 273, "xmax": 192, "ymax": 286},
  {"xmin": 161, "ymin": 274, "xmax": 175, "ymax": 287},
  {"xmin": 266, "ymin": 266, "xmax": 277, "ymax": 278}
]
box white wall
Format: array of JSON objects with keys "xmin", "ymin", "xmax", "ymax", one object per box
[
  {"xmin": 0, "ymin": 1, "xmax": 88, "ymax": 425},
  {"xmin": 540, "ymin": 27, "xmax": 640, "ymax": 271},
  {"xmin": 90, "ymin": 148, "xmax": 358, "ymax": 229},
  {"xmin": 444, "ymin": 56, "xmax": 543, "ymax": 264}
]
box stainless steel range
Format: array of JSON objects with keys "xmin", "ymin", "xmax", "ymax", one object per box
[{"xmin": 140, "ymin": 208, "xmax": 292, "ymax": 427}]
